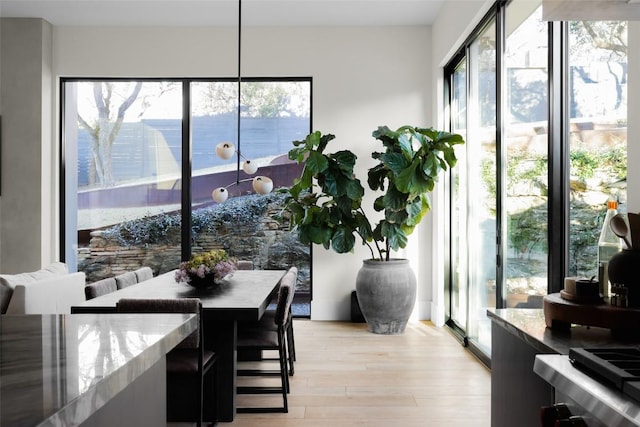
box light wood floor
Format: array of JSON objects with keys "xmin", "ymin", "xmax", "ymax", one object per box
[{"xmin": 223, "ymin": 320, "xmax": 491, "ymax": 427}]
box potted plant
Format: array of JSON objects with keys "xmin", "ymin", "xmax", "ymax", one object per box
[
  {"xmin": 175, "ymin": 249, "xmax": 237, "ymax": 289},
  {"xmin": 285, "ymin": 125, "xmax": 464, "ymax": 334}
]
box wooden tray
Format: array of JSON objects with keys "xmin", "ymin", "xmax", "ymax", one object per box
[{"xmin": 543, "ymin": 293, "xmax": 640, "ymax": 335}]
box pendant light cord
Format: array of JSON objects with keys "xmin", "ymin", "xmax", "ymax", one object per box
[{"xmin": 236, "ymin": 0, "xmax": 242, "ymax": 185}]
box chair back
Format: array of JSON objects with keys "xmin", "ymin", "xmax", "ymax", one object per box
[
  {"xmin": 115, "ymin": 271, "xmax": 138, "ymax": 290},
  {"xmin": 134, "ymin": 266, "xmax": 153, "ymax": 282},
  {"xmin": 274, "ymin": 267, "xmax": 297, "ymax": 328},
  {"xmin": 236, "ymin": 260, "xmax": 254, "ymax": 270},
  {"xmin": 85, "ymin": 277, "xmax": 117, "ymax": 300},
  {"xmin": 117, "ymin": 298, "xmax": 201, "ymax": 349}
]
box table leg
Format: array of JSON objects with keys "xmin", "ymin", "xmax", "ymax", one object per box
[{"xmin": 205, "ymin": 317, "xmax": 237, "ymax": 422}]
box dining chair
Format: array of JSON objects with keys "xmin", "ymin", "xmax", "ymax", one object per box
[
  {"xmin": 236, "ymin": 266, "xmax": 297, "ymax": 413},
  {"xmin": 133, "ymin": 266, "xmax": 153, "ymax": 282},
  {"xmin": 236, "ymin": 260, "xmax": 254, "ymax": 270},
  {"xmin": 114, "ymin": 271, "xmax": 137, "ymax": 289},
  {"xmin": 117, "ymin": 298, "xmax": 217, "ymax": 426},
  {"xmin": 84, "ymin": 277, "xmax": 117, "ymax": 300},
  {"xmin": 238, "ymin": 267, "xmax": 297, "ymax": 376}
]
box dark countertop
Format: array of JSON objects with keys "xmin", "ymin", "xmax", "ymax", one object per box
[
  {"xmin": 0, "ymin": 313, "xmax": 196, "ymax": 427},
  {"xmin": 490, "ymin": 308, "xmax": 640, "ymax": 425},
  {"xmin": 535, "ymin": 355, "xmax": 640, "ymax": 426},
  {"xmin": 487, "ymin": 308, "xmax": 640, "ymax": 354}
]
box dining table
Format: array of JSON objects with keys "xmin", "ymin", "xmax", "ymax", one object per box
[{"xmin": 71, "ymin": 268, "xmax": 286, "ymax": 422}]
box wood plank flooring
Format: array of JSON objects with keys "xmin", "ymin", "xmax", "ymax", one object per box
[{"xmin": 223, "ymin": 320, "xmax": 491, "ymax": 427}]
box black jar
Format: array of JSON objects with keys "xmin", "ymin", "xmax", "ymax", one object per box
[{"xmin": 607, "ymin": 249, "xmax": 640, "ymax": 307}]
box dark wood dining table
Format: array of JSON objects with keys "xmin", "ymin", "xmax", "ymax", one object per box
[{"xmin": 71, "ymin": 269, "xmax": 286, "ymax": 422}]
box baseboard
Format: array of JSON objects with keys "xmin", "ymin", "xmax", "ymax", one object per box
[
  {"xmin": 413, "ymin": 299, "xmax": 432, "ymax": 322},
  {"xmin": 430, "ymin": 300, "xmax": 445, "ymax": 326}
]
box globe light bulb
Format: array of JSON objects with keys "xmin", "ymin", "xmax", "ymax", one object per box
[
  {"xmin": 212, "ymin": 187, "xmax": 229, "ymax": 203},
  {"xmin": 215, "ymin": 142, "xmax": 235, "ymax": 160},
  {"xmin": 242, "ymin": 159, "xmax": 258, "ymax": 175},
  {"xmin": 252, "ymin": 176, "xmax": 273, "ymax": 195}
]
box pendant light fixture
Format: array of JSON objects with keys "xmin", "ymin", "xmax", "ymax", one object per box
[{"xmin": 211, "ymin": 0, "xmax": 273, "ymax": 203}]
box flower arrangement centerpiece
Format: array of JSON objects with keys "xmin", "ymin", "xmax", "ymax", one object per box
[{"xmin": 175, "ymin": 249, "xmax": 236, "ymax": 289}]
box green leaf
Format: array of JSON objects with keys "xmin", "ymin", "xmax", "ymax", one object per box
[
  {"xmin": 381, "ymin": 221, "xmax": 408, "ymax": 251},
  {"xmin": 299, "ymin": 167, "xmax": 313, "ymax": 189},
  {"xmin": 331, "ymin": 226, "xmax": 356, "ymax": 253},
  {"xmin": 345, "ymin": 178, "xmax": 365, "ymax": 201},
  {"xmin": 397, "ymin": 132, "xmax": 414, "ymax": 157},
  {"xmin": 406, "ymin": 196, "xmax": 430, "ymax": 226},
  {"xmin": 367, "ymin": 163, "xmax": 387, "ymax": 191},
  {"xmin": 433, "ymin": 131, "xmax": 465, "ymax": 146},
  {"xmin": 306, "ymin": 224, "xmax": 332, "ymax": 246},
  {"xmin": 356, "ymin": 212, "xmax": 373, "ymax": 241},
  {"xmin": 335, "ymin": 194, "xmax": 356, "ymax": 215},
  {"xmin": 372, "ymin": 125, "xmax": 396, "ymax": 147},
  {"xmin": 288, "ymin": 146, "xmax": 307, "ymax": 162},
  {"xmin": 324, "ymin": 170, "xmax": 354, "ymax": 197},
  {"xmin": 443, "ymin": 147, "xmax": 458, "ymax": 168},
  {"xmin": 305, "ymin": 151, "xmax": 329, "ymax": 174},
  {"xmin": 318, "ymin": 133, "xmax": 336, "ymax": 153},
  {"xmin": 332, "ymin": 150, "xmax": 357, "ymax": 173},
  {"xmin": 381, "ymin": 152, "xmax": 409, "ymax": 175},
  {"xmin": 422, "ymin": 152, "xmax": 441, "ymax": 177},
  {"xmin": 383, "ymin": 185, "xmax": 407, "ymax": 210},
  {"xmin": 372, "ymin": 223, "xmax": 384, "ymax": 243},
  {"xmin": 386, "ymin": 208, "xmax": 408, "ymax": 225},
  {"xmin": 395, "ymin": 160, "xmax": 421, "ymax": 193},
  {"xmin": 288, "ymin": 182, "xmax": 302, "ymax": 199},
  {"xmin": 287, "ymin": 201, "xmax": 305, "ymax": 218},
  {"xmin": 373, "ymin": 195, "xmax": 385, "ymax": 212}
]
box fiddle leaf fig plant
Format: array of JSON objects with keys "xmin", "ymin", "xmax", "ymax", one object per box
[{"xmin": 285, "ymin": 125, "xmax": 464, "ymax": 261}]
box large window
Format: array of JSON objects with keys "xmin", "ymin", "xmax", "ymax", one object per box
[
  {"xmin": 62, "ymin": 78, "xmax": 312, "ymax": 303},
  {"xmin": 567, "ymin": 22, "xmax": 628, "ymax": 278},
  {"xmin": 445, "ymin": 0, "xmax": 627, "ymax": 362},
  {"xmin": 503, "ymin": 3, "xmax": 549, "ymax": 310}
]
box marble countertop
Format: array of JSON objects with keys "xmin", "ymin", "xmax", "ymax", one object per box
[
  {"xmin": 0, "ymin": 313, "xmax": 197, "ymax": 427},
  {"xmin": 487, "ymin": 308, "xmax": 640, "ymax": 354}
]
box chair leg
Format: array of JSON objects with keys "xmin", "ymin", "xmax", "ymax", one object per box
[
  {"xmin": 278, "ymin": 332, "xmax": 289, "ymax": 412},
  {"xmin": 289, "ymin": 312, "xmax": 296, "ymax": 362},
  {"xmin": 236, "ymin": 332, "xmax": 289, "ymax": 413},
  {"xmin": 197, "ymin": 371, "xmax": 204, "ymax": 427},
  {"xmin": 286, "ymin": 322, "xmax": 295, "ymax": 376}
]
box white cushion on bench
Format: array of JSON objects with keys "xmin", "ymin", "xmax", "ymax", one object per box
[
  {"xmin": 0, "ymin": 262, "xmax": 86, "ymax": 314},
  {"xmin": 4, "ymin": 271, "xmax": 86, "ymax": 314}
]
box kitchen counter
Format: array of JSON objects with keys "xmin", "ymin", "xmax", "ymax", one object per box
[
  {"xmin": 535, "ymin": 354, "xmax": 640, "ymax": 426},
  {"xmin": 488, "ymin": 308, "xmax": 640, "ymax": 427},
  {"xmin": 487, "ymin": 308, "xmax": 637, "ymax": 354},
  {"xmin": 0, "ymin": 313, "xmax": 197, "ymax": 427}
]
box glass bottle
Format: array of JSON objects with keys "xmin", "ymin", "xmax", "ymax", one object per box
[{"xmin": 598, "ymin": 200, "xmax": 622, "ymax": 298}]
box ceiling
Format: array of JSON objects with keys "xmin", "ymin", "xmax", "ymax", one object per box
[{"xmin": 0, "ymin": 0, "xmax": 449, "ymax": 27}]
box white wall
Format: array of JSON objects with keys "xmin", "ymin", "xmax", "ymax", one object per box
[
  {"xmin": 0, "ymin": 18, "xmax": 56, "ymax": 273},
  {"xmin": 53, "ymin": 24, "xmax": 433, "ymax": 320}
]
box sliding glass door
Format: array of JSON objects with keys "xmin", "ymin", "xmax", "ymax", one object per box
[
  {"xmin": 503, "ymin": 3, "xmax": 549, "ymax": 310},
  {"xmin": 444, "ymin": 0, "xmax": 627, "ymax": 362},
  {"xmin": 449, "ymin": 18, "xmax": 498, "ymax": 354}
]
